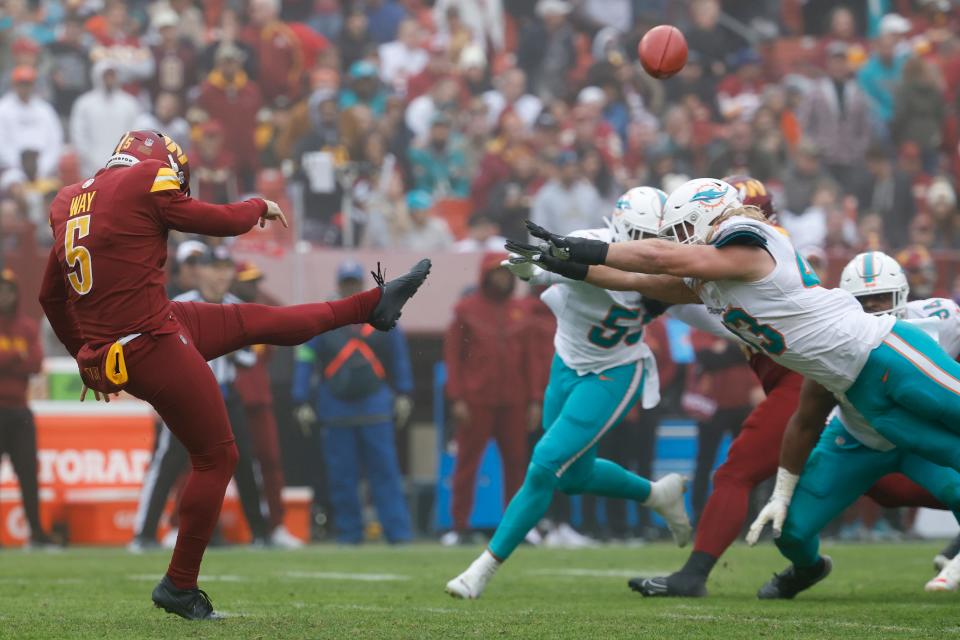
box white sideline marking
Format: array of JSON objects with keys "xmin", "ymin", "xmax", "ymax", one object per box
[
  {"xmin": 526, "ymin": 568, "xmax": 670, "ymax": 578},
  {"xmin": 282, "ymin": 571, "xmax": 410, "ymax": 582}
]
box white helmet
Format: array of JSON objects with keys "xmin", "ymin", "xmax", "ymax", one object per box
[
  {"xmin": 607, "ymin": 186, "xmax": 667, "ymax": 242},
  {"xmin": 660, "ymin": 178, "xmax": 743, "ymax": 244},
  {"xmin": 839, "ymin": 251, "xmax": 910, "ymax": 318}
]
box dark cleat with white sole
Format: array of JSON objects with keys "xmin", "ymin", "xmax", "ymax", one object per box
[
  {"xmin": 629, "ymin": 572, "xmax": 708, "ymax": 597},
  {"xmin": 757, "ymin": 555, "xmax": 832, "ymax": 600}
]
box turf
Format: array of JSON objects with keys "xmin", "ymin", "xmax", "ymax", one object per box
[{"xmin": 0, "ymin": 541, "xmax": 958, "ymax": 639}]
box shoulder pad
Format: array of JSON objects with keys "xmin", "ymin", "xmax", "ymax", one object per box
[{"xmin": 710, "ymin": 218, "xmax": 768, "ymax": 249}]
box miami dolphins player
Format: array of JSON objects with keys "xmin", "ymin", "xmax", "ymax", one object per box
[
  {"xmin": 444, "ymin": 187, "xmax": 692, "ymax": 600},
  {"xmin": 742, "ymin": 251, "xmax": 960, "ymax": 597},
  {"xmin": 509, "ymin": 178, "xmax": 960, "ymax": 593}
]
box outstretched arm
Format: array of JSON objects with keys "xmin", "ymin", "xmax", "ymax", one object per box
[
  {"xmin": 525, "ymin": 221, "xmax": 773, "ymax": 282},
  {"xmin": 155, "ymin": 191, "xmax": 287, "ymax": 237},
  {"xmin": 779, "ymin": 379, "xmax": 837, "ymax": 475},
  {"xmin": 585, "ymin": 266, "xmax": 700, "ymax": 304},
  {"xmin": 746, "ymin": 379, "xmax": 836, "ymax": 545}
]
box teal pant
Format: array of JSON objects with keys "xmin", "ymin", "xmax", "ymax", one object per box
[
  {"xmin": 846, "ymin": 320, "xmax": 960, "ymax": 471},
  {"xmin": 777, "ymin": 418, "xmax": 960, "ymax": 568},
  {"xmin": 488, "ymin": 356, "xmax": 651, "ymax": 559}
]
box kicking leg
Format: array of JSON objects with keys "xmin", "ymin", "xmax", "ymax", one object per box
[{"xmin": 171, "ymin": 260, "xmax": 430, "ymax": 360}]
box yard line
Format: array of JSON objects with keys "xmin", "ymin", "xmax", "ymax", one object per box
[{"xmin": 281, "ymin": 571, "xmax": 410, "ymax": 582}]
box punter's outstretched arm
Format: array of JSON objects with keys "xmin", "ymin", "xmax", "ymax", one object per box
[
  {"xmin": 155, "ymin": 190, "xmax": 287, "ymax": 236},
  {"xmin": 746, "ymin": 379, "xmax": 836, "ymax": 545}
]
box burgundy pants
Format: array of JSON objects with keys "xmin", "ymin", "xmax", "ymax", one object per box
[
  {"xmin": 122, "ymin": 292, "xmax": 378, "ymax": 588},
  {"xmin": 451, "ymin": 403, "xmax": 528, "ymax": 531}
]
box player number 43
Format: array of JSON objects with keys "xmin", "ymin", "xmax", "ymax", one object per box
[{"xmin": 65, "ymin": 215, "xmax": 93, "ymax": 295}]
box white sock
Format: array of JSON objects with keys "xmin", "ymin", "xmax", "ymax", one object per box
[
  {"xmin": 470, "ymin": 549, "xmax": 501, "ymax": 576},
  {"xmin": 643, "ymin": 479, "xmax": 663, "ymax": 508}
]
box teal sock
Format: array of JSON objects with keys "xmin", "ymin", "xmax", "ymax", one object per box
[
  {"xmin": 488, "ymin": 463, "xmax": 557, "ymax": 560},
  {"xmin": 572, "ymin": 459, "xmax": 651, "ymax": 502}
]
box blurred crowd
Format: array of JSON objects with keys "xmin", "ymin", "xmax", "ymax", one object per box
[{"xmin": 1, "ymin": 0, "xmax": 959, "ymax": 266}]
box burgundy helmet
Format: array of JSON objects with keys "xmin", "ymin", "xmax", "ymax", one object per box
[
  {"xmin": 723, "ymin": 174, "xmax": 775, "ymax": 223},
  {"xmin": 106, "ymin": 130, "xmax": 190, "ymax": 194}
]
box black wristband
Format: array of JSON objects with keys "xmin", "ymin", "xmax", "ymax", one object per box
[
  {"xmin": 540, "ymin": 254, "xmax": 588, "ymax": 281},
  {"xmin": 566, "ymin": 237, "xmax": 609, "ymax": 265}
]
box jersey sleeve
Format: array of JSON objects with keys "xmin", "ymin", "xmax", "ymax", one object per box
[
  {"xmin": 136, "ymin": 161, "xmax": 266, "ymax": 236},
  {"xmin": 38, "ymin": 247, "xmax": 85, "ymax": 358},
  {"xmin": 667, "ymin": 304, "xmax": 730, "ymax": 339}
]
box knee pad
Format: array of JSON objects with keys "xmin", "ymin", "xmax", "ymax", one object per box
[{"xmin": 190, "ymin": 440, "xmax": 239, "ymax": 475}]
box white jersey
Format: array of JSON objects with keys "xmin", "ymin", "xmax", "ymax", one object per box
[
  {"xmin": 690, "ymin": 217, "xmax": 895, "ymax": 395},
  {"xmin": 531, "ymin": 228, "xmax": 660, "ymax": 409},
  {"xmin": 834, "ymin": 297, "xmax": 960, "ymax": 450}
]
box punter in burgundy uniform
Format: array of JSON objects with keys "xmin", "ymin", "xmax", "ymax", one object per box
[
  {"xmin": 631, "ymin": 176, "xmax": 943, "ymax": 597},
  {"xmin": 38, "ymin": 130, "xmax": 430, "ymax": 619}
]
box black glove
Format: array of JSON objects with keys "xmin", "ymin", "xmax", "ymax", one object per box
[
  {"xmin": 525, "ymin": 220, "xmax": 609, "ymax": 265},
  {"xmin": 640, "ymin": 296, "xmax": 673, "ymax": 320},
  {"xmin": 504, "ymin": 240, "xmax": 589, "ymax": 281}
]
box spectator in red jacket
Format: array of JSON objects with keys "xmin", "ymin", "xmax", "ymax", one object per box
[
  {"xmin": 0, "ymin": 269, "xmax": 53, "ymax": 547},
  {"xmin": 191, "ymin": 120, "xmax": 238, "ymax": 204},
  {"xmin": 246, "ymin": 0, "xmax": 309, "ymax": 104},
  {"xmin": 443, "ymin": 253, "xmax": 529, "ymax": 543},
  {"xmin": 197, "ymin": 43, "xmax": 263, "ymax": 192}
]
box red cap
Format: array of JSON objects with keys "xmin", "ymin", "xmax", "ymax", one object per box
[
  {"xmin": 11, "ymin": 66, "xmax": 37, "ymax": 84},
  {"xmin": 11, "ymin": 38, "xmax": 40, "ymax": 55}
]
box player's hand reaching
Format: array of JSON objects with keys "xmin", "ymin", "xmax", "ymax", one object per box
[
  {"xmin": 260, "ymin": 199, "xmax": 289, "ymax": 229},
  {"xmin": 746, "ymin": 496, "xmax": 789, "ymax": 545},
  {"xmin": 524, "ymin": 220, "xmax": 609, "ymax": 265},
  {"xmin": 746, "ymin": 467, "xmax": 799, "ymax": 545},
  {"xmin": 80, "ymin": 385, "xmax": 114, "ymax": 403},
  {"xmin": 504, "ymin": 240, "xmax": 588, "ymax": 281}
]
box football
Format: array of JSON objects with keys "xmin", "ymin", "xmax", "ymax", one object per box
[{"xmin": 638, "ymin": 25, "xmax": 688, "ymax": 79}]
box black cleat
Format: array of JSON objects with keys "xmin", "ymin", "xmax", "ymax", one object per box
[
  {"xmin": 629, "ymin": 573, "xmax": 707, "ymax": 597},
  {"xmin": 368, "ymin": 259, "xmax": 432, "ymax": 331},
  {"xmin": 152, "ymin": 575, "xmax": 223, "ymax": 620},
  {"xmin": 757, "ymin": 555, "xmax": 832, "ymax": 600}
]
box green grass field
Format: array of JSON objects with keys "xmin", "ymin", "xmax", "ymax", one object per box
[{"xmin": 1, "ymin": 541, "xmax": 959, "ymax": 639}]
